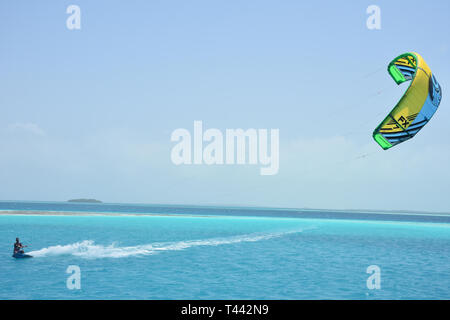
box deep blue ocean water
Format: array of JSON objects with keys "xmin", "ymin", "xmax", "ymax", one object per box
[{"xmin": 1, "ymin": 201, "xmax": 449, "ymax": 299}]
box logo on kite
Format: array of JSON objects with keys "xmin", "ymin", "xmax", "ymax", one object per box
[{"xmin": 373, "ymin": 52, "xmax": 442, "ymax": 150}]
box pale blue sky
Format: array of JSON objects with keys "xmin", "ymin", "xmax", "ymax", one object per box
[{"xmin": 1, "ymin": 1, "xmax": 449, "ymax": 211}]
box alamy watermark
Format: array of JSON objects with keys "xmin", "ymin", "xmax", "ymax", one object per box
[
  {"xmin": 366, "ymin": 5, "xmax": 381, "ymax": 30},
  {"xmin": 366, "ymin": 265, "xmax": 381, "ymax": 290},
  {"xmin": 66, "ymin": 5, "xmax": 81, "ymax": 30},
  {"xmin": 171, "ymin": 121, "xmax": 279, "ymax": 175},
  {"xmin": 66, "ymin": 265, "xmax": 81, "ymax": 290}
]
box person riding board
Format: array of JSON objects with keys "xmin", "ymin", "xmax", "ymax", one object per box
[{"xmin": 13, "ymin": 238, "xmax": 27, "ymax": 255}]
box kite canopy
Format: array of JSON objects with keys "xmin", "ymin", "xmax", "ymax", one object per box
[{"xmin": 373, "ymin": 52, "xmax": 442, "ymax": 150}]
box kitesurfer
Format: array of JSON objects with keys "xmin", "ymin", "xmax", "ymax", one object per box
[{"xmin": 13, "ymin": 238, "xmax": 26, "ymax": 255}]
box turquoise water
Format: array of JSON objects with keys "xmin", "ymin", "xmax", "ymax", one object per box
[{"xmin": 1, "ymin": 202, "xmax": 450, "ymax": 299}]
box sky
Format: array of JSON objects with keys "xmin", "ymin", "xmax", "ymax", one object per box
[{"xmin": 1, "ymin": 0, "xmax": 449, "ymax": 211}]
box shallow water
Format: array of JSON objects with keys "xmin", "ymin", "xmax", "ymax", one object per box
[{"xmin": 1, "ymin": 202, "xmax": 449, "ymax": 299}]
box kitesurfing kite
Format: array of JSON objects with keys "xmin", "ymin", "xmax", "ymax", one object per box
[{"xmin": 373, "ymin": 52, "xmax": 442, "ymax": 150}]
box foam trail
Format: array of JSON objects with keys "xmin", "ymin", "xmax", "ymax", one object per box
[{"xmin": 28, "ymin": 229, "xmax": 303, "ymax": 259}]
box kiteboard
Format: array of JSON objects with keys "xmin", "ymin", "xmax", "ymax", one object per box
[{"xmin": 12, "ymin": 252, "xmax": 33, "ymax": 259}]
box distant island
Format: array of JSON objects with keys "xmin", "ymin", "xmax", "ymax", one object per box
[{"xmin": 67, "ymin": 199, "xmax": 102, "ymax": 203}]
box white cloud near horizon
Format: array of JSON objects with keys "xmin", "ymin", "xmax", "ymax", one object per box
[{"xmin": 1, "ymin": 124, "xmax": 449, "ymax": 212}]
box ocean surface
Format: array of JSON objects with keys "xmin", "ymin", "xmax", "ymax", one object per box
[{"xmin": 1, "ymin": 201, "xmax": 449, "ymax": 300}]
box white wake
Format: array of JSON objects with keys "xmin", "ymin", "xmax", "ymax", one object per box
[{"xmin": 27, "ymin": 229, "xmax": 303, "ymax": 259}]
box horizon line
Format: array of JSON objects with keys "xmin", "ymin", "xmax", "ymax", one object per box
[{"xmin": 1, "ymin": 199, "xmax": 449, "ymax": 216}]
